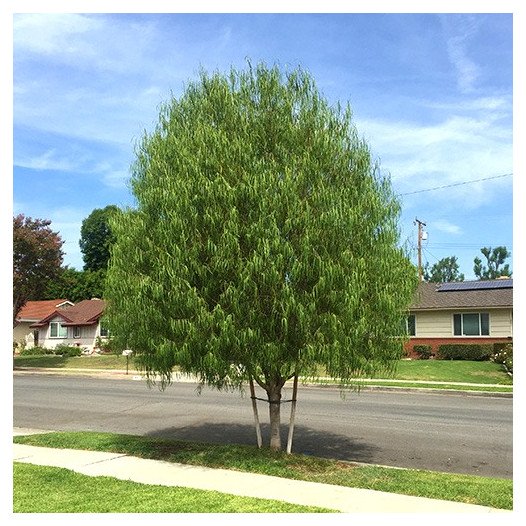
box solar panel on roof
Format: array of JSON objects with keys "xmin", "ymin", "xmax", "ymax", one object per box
[{"xmin": 438, "ymin": 279, "xmax": 512, "ymax": 292}]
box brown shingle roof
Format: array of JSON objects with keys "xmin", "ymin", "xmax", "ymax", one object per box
[
  {"xmin": 30, "ymin": 299, "xmax": 106, "ymax": 327},
  {"xmin": 411, "ymin": 280, "xmax": 513, "ymax": 310},
  {"xmin": 16, "ymin": 299, "xmax": 73, "ymax": 322}
]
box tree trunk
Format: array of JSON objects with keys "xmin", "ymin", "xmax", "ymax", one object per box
[{"xmin": 267, "ymin": 381, "xmax": 282, "ymax": 451}]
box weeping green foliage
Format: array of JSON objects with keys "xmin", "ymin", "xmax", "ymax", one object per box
[{"xmin": 105, "ymin": 62, "xmax": 417, "ymax": 393}]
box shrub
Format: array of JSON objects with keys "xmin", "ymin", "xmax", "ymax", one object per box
[
  {"xmin": 492, "ymin": 342, "xmax": 509, "ymax": 354},
  {"xmin": 19, "ymin": 345, "xmax": 54, "ymax": 356},
  {"xmin": 95, "ymin": 336, "xmax": 123, "ymax": 355},
  {"xmin": 14, "ymin": 340, "xmax": 29, "ymax": 354},
  {"xmin": 493, "ymin": 343, "xmax": 513, "ymax": 373},
  {"xmin": 53, "ymin": 344, "xmax": 82, "ymax": 357},
  {"xmin": 437, "ymin": 343, "xmax": 493, "ymax": 361},
  {"xmin": 413, "ymin": 344, "xmax": 433, "ymax": 360}
]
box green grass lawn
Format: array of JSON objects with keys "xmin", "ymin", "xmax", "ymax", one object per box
[
  {"xmin": 13, "ymin": 354, "xmax": 131, "ymax": 370},
  {"xmin": 393, "ymin": 359, "xmax": 512, "ymax": 385},
  {"xmin": 14, "ymin": 355, "xmax": 512, "ymax": 387},
  {"xmin": 14, "ymin": 463, "xmax": 331, "ymax": 513},
  {"xmin": 14, "ymin": 431, "xmax": 513, "ymax": 510}
]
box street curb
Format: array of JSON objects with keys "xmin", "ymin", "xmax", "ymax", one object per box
[{"xmin": 13, "ymin": 367, "xmax": 513, "ymax": 397}]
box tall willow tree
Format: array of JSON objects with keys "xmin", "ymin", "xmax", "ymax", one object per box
[{"xmin": 105, "ymin": 63, "xmax": 417, "ymax": 451}]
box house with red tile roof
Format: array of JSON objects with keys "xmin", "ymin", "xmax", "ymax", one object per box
[
  {"xmin": 405, "ymin": 278, "xmax": 513, "ymax": 357},
  {"xmin": 30, "ymin": 299, "xmax": 108, "ymax": 352},
  {"xmin": 14, "ymin": 299, "xmax": 74, "ymax": 349}
]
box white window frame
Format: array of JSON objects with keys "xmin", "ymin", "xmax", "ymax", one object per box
[
  {"xmin": 453, "ymin": 312, "xmax": 490, "ymax": 337},
  {"xmin": 50, "ymin": 322, "xmax": 68, "ymax": 339},
  {"xmin": 73, "ymin": 326, "xmax": 81, "ymax": 339}
]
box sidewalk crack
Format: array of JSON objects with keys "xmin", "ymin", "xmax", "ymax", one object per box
[{"xmin": 84, "ymin": 453, "xmax": 128, "ymax": 466}]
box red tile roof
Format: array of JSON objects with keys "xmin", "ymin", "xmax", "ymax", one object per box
[
  {"xmin": 30, "ymin": 299, "xmax": 106, "ymax": 327},
  {"xmin": 16, "ymin": 299, "xmax": 73, "ymax": 322}
]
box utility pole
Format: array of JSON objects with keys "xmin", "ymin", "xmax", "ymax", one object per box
[{"xmin": 414, "ymin": 218, "xmax": 426, "ymax": 281}]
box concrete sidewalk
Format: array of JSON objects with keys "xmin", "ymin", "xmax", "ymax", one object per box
[{"xmin": 13, "ymin": 430, "xmax": 508, "ymax": 514}]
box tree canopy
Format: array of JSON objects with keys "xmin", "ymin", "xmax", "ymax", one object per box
[
  {"xmin": 43, "ymin": 267, "xmax": 106, "ymax": 303},
  {"xmin": 424, "ymin": 256, "xmax": 465, "ymax": 283},
  {"xmin": 13, "ymin": 214, "xmax": 64, "ymax": 325},
  {"xmin": 473, "ymin": 246, "xmax": 512, "ymax": 280},
  {"xmin": 105, "ymin": 63, "xmax": 417, "ymax": 450},
  {"xmin": 79, "ymin": 205, "xmax": 118, "ymax": 271}
]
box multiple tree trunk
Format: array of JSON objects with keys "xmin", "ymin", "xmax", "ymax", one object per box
[{"xmin": 250, "ymin": 374, "xmax": 299, "ymax": 452}]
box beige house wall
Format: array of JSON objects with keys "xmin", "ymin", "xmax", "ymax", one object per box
[
  {"xmin": 13, "ymin": 322, "xmax": 35, "ymax": 346},
  {"xmin": 413, "ymin": 308, "xmax": 512, "ymax": 338},
  {"xmin": 36, "ymin": 315, "xmax": 105, "ymax": 351}
]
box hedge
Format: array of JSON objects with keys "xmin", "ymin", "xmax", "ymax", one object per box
[
  {"xmin": 53, "ymin": 344, "xmax": 82, "ymax": 357},
  {"xmin": 412, "ymin": 344, "xmax": 433, "ymax": 359},
  {"xmin": 437, "ymin": 343, "xmax": 493, "ymax": 361},
  {"xmin": 19, "ymin": 345, "xmax": 54, "ymax": 356}
]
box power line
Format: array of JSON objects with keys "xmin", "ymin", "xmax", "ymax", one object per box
[
  {"xmin": 422, "ymin": 246, "xmax": 442, "ymax": 265},
  {"xmin": 426, "ymin": 242, "xmax": 512, "ymax": 248},
  {"xmin": 399, "ymin": 173, "xmax": 512, "ymax": 196}
]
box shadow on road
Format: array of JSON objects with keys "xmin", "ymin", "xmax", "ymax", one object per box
[{"xmin": 145, "ymin": 422, "xmax": 379, "ymax": 462}]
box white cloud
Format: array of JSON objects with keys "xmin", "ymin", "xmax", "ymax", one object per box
[
  {"xmin": 14, "ymin": 85, "xmax": 152, "ymax": 147},
  {"xmin": 440, "ymin": 15, "xmax": 482, "ymax": 94},
  {"xmin": 424, "ymin": 96, "xmax": 510, "ymax": 113},
  {"xmin": 102, "ymin": 170, "xmax": 130, "ymax": 189},
  {"xmin": 432, "ymin": 220, "xmax": 462, "ymax": 235},
  {"xmin": 13, "ymin": 14, "xmax": 172, "ymax": 148},
  {"xmin": 13, "ymin": 14, "xmax": 160, "ymax": 76},
  {"xmin": 357, "ymin": 98, "xmax": 512, "ymax": 209},
  {"xmin": 14, "ymin": 14, "xmax": 102, "ymax": 56},
  {"xmin": 14, "ymin": 140, "xmax": 133, "ymax": 192},
  {"xmin": 15, "ymin": 149, "xmax": 77, "ymax": 171},
  {"xmin": 446, "ymin": 36, "xmax": 480, "ymax": 94}
]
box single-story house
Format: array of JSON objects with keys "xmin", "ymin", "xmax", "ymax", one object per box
[
  {"xmin": 14, "ymin": 299, "xmax": 74, "ymax": 348},
  {"xmin": 30, "ymin": 298, "xmax": 108, "ymax": 352},
  {"xmin": 405, "ymin": 278, "xmax": 513, "ymax": 356}
]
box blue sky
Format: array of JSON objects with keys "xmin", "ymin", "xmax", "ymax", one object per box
[{"xmin": 10, "ymin": 8, "xmax": 517, "ymax": 279}]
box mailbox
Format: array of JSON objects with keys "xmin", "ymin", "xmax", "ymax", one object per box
[{"xmin": 122, "ymin": 349, "xmax": 133, "ymax": 374}]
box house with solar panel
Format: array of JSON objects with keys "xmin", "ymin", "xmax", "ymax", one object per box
[{"xmin": 405, "ymin": 278, "xmax": 513, "ymax": 356}]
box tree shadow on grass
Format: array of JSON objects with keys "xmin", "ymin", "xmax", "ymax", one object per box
[{"xmin": 144, "ymin": 422, "xmax": 379, "ymax": 463}]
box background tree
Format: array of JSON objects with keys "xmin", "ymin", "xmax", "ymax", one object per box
[
  {"xmin": 13, "ymin": 214, "xmax": 64, "ymax": 325},
  {"xmin": 423, "ymin": 256, "xmax": 465, "ymax": 283},
  {"xmin": 105, "ymin": 63, "xmax": 417, "ymax": 451},
  {"xmin": 43, "ymin": 267, "xmax": 106, "ymax": 303},
  {"xmin": 79, "ymin": 205, "xmax": 118, "ymax": 271},
  {"xmin": 473, "ymin": 246, "xmax": 512, "ymax": 280}
]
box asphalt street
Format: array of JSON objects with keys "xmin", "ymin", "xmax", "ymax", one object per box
[{"xmin": 13, "ymin": 373, "xmax": 512, "ymax": 478}]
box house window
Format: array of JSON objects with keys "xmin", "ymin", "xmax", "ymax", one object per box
[
  {"xmin": 50, "ymin": 322, "xmax": 67, "ymax": 338},
  {"xmin": 453, "ymin": 313, "xmax": 490, "ymax": 336},
  {"xmin": 405, "ymin": 314, "xmax": 416, "ymax": 336},
  {"xmin": 73, "ymin": 327, "xmax": 81, "ymax": 339},
  {"xmin": 100, "ymin": 325, "xmax": 109, "ymax": 338}
]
